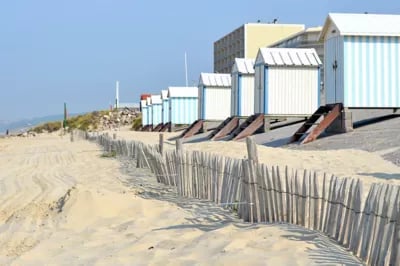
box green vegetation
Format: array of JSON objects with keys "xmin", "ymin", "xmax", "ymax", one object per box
[
  {"xmin": 100, "ymin": 150, "xmax": 117, "ymax": 158},
  {"xmin": 31, "ymin": 110, "xmax": 109, "ymax": 133},
  {"xmin": 131, "ymin": 114, "xmax": 142, "ymax": 131}
]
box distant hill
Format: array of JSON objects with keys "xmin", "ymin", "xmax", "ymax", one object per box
[{"xmin": 0, "ymin": 114, "xmax": 78, "ymax": 135}]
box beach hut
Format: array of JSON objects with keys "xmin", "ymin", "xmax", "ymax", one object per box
[
  {"xmin": 168, "ymin": 86, "xmax": 198, "ymax": 129},
  {"xmin": 254, "ymin": 47, "xmax": 322, "ymax": 116},
  {"xmin": 320, "ymin": 13, "xmax": 400, "ymax": 108},
  {"xmin": 140, "ymin": 99, "xmax": 148, "ymax": 127},
  {"xmin": 198, "ymin": 73, "xmax": 231, "ymax": 121},
  {"xmin": 161, "ymin": 90, "xmax": 169, "ymax": 124},
  {"xmin": 231, "ymin": 58, "xmax": 255, "ymax": 117},
  {"xmin": 150, "ymin": 95, "xmax": 162, "ymax": 127},
  {"xmin": 146, "ymin": 97, "xmax": 153, "ymax": 127}
]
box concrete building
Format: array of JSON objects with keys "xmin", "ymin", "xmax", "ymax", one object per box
[
  {"xmin": 254, "ymin": 48, "xmax": 322, "ymax": 116},
  {"xmin": 214, "ymin": 23, "xmax": 304, "ymax": 73},
  {"xmin": 231, "ymin": 58, "xmax": 255, "ymax": 117},
  {"xmin": 198, "ymin": 73, "xmax": 231, "ymax": 121}
]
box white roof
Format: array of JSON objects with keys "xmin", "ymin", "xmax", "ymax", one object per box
[
  {"xmin": 199, "ymin": 73, "xmax": 231, "ymax": 87},
  {"xmin": 256, "ymin": 48, "xmax": 321, "ymax": 66},
  {"xmin": 150, "ymin": 95, "xmax": 162, "ymax": 104},
  {"xmin": 168, "ymin": 86, "xmax": 198, "ymax": 98},
  {"xmin": 320, "ymin": 13, "xmax": 400, "ymax": 40},
  {"xmin": 161, "ymin": 90, "xmax": 168, "ymax": 99},
  {"xmin": 140, "ymin": 100, "xmax": 147, "ymax": 107},
  {"xmin": 232, "ymin": 58, "xmax": 255, "ymax": 74}
]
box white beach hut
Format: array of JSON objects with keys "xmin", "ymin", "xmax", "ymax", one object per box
[
  {"xmin": 146, "ymin": 97, "xmax": 153, "ymax": 126},
  {"xmin": 320, "ymin": 13, "xmax": 400, "ymax": 108},
  {"xmin": 254, "ymin": 47, "xmax": 322, "ymax": 116},
  {"xmin": 231, "ymin": 58, "xmax": 255, "ymax": 117},
  {"xmin": 140, "ymin": 99, "xmax": 148, "ymax": 127},
  {"xmin": 198, "ymin": 73, "xmax": 231, "ymax": 121},
  {"xmin": 150, "ymin": 95, "xmax": 162, "ymax": 126},
  {"xmin": 168, "ymin": 86, "xmax": 198, "ymax": 126},
  {"xmin": 161, "ymin": 90, "xmax": 169, "ymax": 124}
]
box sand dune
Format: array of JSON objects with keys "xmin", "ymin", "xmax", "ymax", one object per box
[{"xmin": 0, "ymin": 133, "xmax": 363, "ymax": 265}]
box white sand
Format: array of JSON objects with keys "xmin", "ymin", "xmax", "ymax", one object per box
[{"xmin": 0, "ymin": 133, "xmax": 363, "ymax": 265}]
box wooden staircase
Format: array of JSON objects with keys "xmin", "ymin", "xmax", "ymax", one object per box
[
  {"xmin": 160, "ymin": 122, "xmax": 171, "ymax": 132},
  {"xmin": 179, "ymin": 119, "xmax": 204, "ymax": 138},
  {"xmin": 140, "ymin": 125, "xmax": 152, "ymax": 132},
  {"xmin": 289, "ymin": 103, "xmax": 343, "ymax": 144},
  {"xmin": 208, "ymin": 117, "xmax": 240, "ymax": 140},
  {"xmin": 152, "ymin": 123, "xmax": 163, "ymax": 132},
  {"xmin": 229, "ymin": 113, "xmax": 265, "ymax": 141}
]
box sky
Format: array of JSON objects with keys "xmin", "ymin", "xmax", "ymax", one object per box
[{"xmin": 1, "ymin": 0, "xmax": 399, "ymax": 121}]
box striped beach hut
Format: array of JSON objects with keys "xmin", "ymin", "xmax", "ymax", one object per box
[
  {"xmin": 161, "ymin": 90, "xmax": 169, "ymax": 124},
  {"xmin": 140, "ymin": 99, "xmax": 149, "ymax": 127},
  {"xmin": 168, "ymin": 86, "xmax": 198, "ymax": 125},
  {"xmin": 198, "ymin": 73, "xmax": 231, "ymax": 121},
  {"xmin": 320, "ymin": 13, "xmax": 400, "ymax": 108},
  {"xmin": 254, "ymin": 47, "xmax": 322, "ymax": 116},
  {"xmin": 150, "ymin": 95, "xmax": 162, "ymax": 126},
  {"xmin": 146, "ymin": 97, "xmax": 153, "ymax": 126},
  {"xmin": 231, "ymin": 58, "xmax": 255, "ymax": 117}
]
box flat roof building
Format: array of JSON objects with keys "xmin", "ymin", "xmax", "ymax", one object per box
[{"xmin": 214, "ymin": 23, "xmax": 304, "ymax": 73}]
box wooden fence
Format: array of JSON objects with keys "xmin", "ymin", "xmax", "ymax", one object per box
[{"xmin": 84, "ymin": 132, "xmax": 400, "ymax": 266}]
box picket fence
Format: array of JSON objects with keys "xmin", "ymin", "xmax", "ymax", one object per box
[{"xmin": 82, "ymin": 132, "xmax": 400, "ymax": 266}]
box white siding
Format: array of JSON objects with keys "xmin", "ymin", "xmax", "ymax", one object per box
[
  {"xmin": 142, "ymin": 106, "xmax": 148, "ymax": 126},
  {"xmin": 162, "ymin": 99, "xmax": 169, "ymax": 123},
  {"xmin": 201, "ymin": 87, "xmax": 231, "ymax": 120},
  {"xmin": 238, "ymin": 75, "xmax": 255, "ymax": 116},
  {"xmin": 254, "ymin": 64, "xmax": 265, "ymax": 113},
  {"xmin": 231, "ymin": 74, "xmax": 238, "ymax": 116},
  {"xmin": 267, "ymin": 67, "xmax": 319, "ymax": 115}
]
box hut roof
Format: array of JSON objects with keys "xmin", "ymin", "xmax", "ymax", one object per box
[
  {"xmin": 199, "ymin": 73, "xmax": 231, "ymax": 87},
  {"xmin": 320, "ymin": 13, "xmax": 400, "ymax": 40},
  {"xmin": 232, "ymin": 58, "xmax": 255, "ymax": 74},
  {"xmin": 255, "ymin": 48, "xmax": 321, "ymax": 67},
  {"xmin": 168, "ymin": 86, "xmax": 198, "ymax": 98}
]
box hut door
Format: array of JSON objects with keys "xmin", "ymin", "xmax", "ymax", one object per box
[{"xmin": 333, "ymin": 58, "xmax": 338, "ymax": 103}]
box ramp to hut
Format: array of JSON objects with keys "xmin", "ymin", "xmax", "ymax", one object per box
[
  {"xmin": 229, "ymin": 113, "xmax": 265, "ymax": 141},
  {"xmin": 152, "ymin": 123, "xmax": 163, "ymax": 132},
  {"xmin": 160, "ymin": 122, "xmax": 171, "ymax": 132},
  {"xmin": 208, "ymin": 117, "xmax": 240, "ymax": 140},
  {"xmin": 179, "ymin": 119, "xmax": 204, "ymax": 138},
  {"xmin": 289, "ymin": 103, "xmax": 343, "ymax": 144},
  {"xmin": 140, "ymin": 125, "xmax": 152, "ymax": 132}
]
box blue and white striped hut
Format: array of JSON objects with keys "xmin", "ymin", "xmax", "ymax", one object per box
[
  {"xmin": 146, "ymin": 97, "xmax": 153, "ymax": 126},
  {"xmin": 198, "ymin": 73, "xmax": 231, "ymax": 121},
  {"xmin": 168, "ymin": 86, "xmax": 198, "ymax": 125},
  {"xmin": 140, "ymin": 99, "xmax": 148, "ymax": 127},
  {"xmin": 231, "ymin": 58, "xmax": 255, "ymax": 117},
  {"xmin": 320, "ymin": 13, "xmax": 400, "ymax": 108},
  {"xmin": 150, "ymin": 95, "xmax": 162, "ymax": 126},
  {"xmin": 161, "ymin": 90, "xmax": 170, "ymax": 124}
]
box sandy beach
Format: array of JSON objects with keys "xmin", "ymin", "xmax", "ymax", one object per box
[{"xmin": 0, "ymin": 132, "xmax": 369, "ymax": 265}]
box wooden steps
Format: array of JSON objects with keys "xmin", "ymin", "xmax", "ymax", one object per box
[
  {"xmin": 179, "ymin": 119, "xmax": 204, "ymax": 138},
  {"xmin": 289, "ymin": 103, "xmax": 343, "ymax": 144},
  {"xmin": 160, "ymin": 122, "xmax": 171, "ymax": 132},
  {"xmin": 208, "ymin": 117, "xmax": 240, "ymax": 140},
  {"xmin": 229, "ymin": 113, "xmax": 265, "ymax": 141},
  {"xmin": 152, "ymin": 123, "xmax": 163, "ymax": 132},
  {"xmin": 140, "ymin": 125, "xmax": 152, "ymax": 132}
]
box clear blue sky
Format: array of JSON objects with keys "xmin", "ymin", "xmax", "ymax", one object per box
[{"xmin": 1, "ymin": 0, "xmax": 399, "ymax": 121}]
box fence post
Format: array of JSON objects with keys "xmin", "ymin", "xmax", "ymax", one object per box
[
  {"xmin": 113, "ymin": 133, "xmax": 117, "ymax": 140},
  {"xmin": 70, "ymin": 131, "xmax": 74, "ymax": 142},
  {"xmin": 176, "ymin": 138, "xmax": 183, "ymax": 153},
  {"xmin": 159, "ymin": 133, "xmax": 164, "ymax": 155},
  {"xmin": 246, "ymin": 136, "xmax": 260, "ymax": 222}
]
